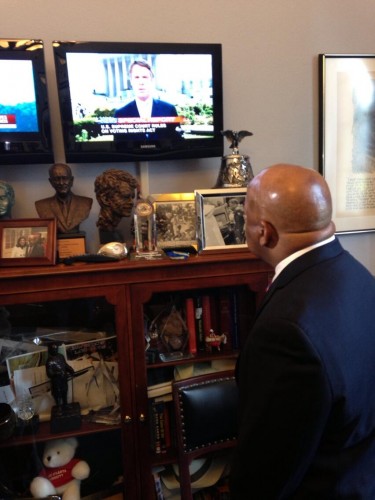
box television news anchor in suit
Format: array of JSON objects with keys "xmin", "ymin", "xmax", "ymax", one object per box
[
  {"xmin": 230, "ymin": 164, "xmax": 375, "ymax": 499},
  {"xmin": 114, "ymin": 60, "xmax": 182, "ymax": 141}
]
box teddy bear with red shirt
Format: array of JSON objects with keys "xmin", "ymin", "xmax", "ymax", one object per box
[{"xmin": 30, "ymin": 437, "xmax": 90, "ymax": 500}]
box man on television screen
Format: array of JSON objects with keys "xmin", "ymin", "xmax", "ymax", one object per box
[{"xmin": 114, "ymin": 60, "xmax": 182, "ymax": 141}]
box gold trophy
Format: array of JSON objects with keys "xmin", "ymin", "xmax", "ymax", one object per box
[
  {"xmin": 214, "ymin": 130, "xmax": 254, "ymax": 188},
  {"xmin": 134, "ymin": 198, "xmax": 161, "ymax": 259}
]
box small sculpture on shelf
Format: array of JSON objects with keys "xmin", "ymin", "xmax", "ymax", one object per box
[
  {"xmin": 148, "ymin": 304, "xmax": 190, "ymax": 361},
  {"xmin": 0, "ymin": 180, "xmax": 15, "ymax": 220},
  {"xmin": 94, "ymin": 168, "xmax": 139, "ymax": 244},
  {"xmin": 205, "ymin": 329, "xmax": 227, "ymax": 352},
  {"xmin": 45, "ymin": 343, "xmax": 81, "ymax": 433},
  {"xmin": 214, "ymin": 129, "xmax": 254, "ymax": 188},
  {"xmin": 35, "ymin": 163, "xmax": 93, "ymax": 234},
  {"xmin": 46, "ymin": 343, "xmax": 75, "ymax": 407}
]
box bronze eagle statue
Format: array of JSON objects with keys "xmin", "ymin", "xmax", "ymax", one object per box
[{"xmin": 222, "ymin": 130, "xmax": 253, "ymax": 151}]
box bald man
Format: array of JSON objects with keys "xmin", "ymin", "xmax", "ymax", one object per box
[{"xmin": 230, "ymin": 164, "xmax": 375, "ymax": 499}]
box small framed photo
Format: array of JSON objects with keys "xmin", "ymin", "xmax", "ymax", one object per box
[
  {"xmin": 319, "ymin": 54, "xmax": 375, "ymax": 233},
  {"xmin": 0, "ymin": 218, "xmax": 57, "ymax": 266},
  {"xmin": 195, "ymin": 188, "xmax": 247, "ymax": 252},
  {"xmin": 151, "ymin": 193, "xmax": 197, "ymax": 249}
]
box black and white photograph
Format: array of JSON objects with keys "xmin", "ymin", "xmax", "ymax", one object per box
[
  {"xmin": 152, "ymin": 193, "xmax": 197, "ymax": 249},
  {"xmin": 195, "ymin": 188, "xmax": 247, "ymax": 251}
]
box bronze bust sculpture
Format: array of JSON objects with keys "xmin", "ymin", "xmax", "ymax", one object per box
[
  {"xmin": 94, "ymin": 168, "xmax": 139, "ymax": 243},
  {"xmin": 35, "ymin": 164, "xmax": 93, "ymax": 234},
  {"xmin": 0, "ymin": 180, "xmax": 15, "ymax": 220}
]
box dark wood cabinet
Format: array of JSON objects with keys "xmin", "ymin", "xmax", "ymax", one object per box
[{"xmin": 0, "ymin": 252, "xmax": 270, "ymax": 499}]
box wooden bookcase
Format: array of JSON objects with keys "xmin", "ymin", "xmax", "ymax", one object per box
[{"xmin": 0, "ymin": 251, "xmax": 270, "ymax": 499}]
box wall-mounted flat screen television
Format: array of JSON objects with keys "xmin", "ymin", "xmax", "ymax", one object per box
[
  {"xmin": 53, "ymin": 41, "xmax": 223, "ymax": 163},
  {"xmin": 0, "ymin": 39, "xmax": 53, "ymax": 165}
]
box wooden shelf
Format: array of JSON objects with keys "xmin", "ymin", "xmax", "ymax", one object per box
[{"xmin": 0, "ymin": 418, "xmax": 121, "ymax": 449}]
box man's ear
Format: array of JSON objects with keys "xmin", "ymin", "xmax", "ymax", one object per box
[
  {"xmin": 100, "ymin": 193, "xmax": 111, "ymax": 207},
  {"xmin": 259, "ymin": 220, "xmax": 278, "ymax": 248}
]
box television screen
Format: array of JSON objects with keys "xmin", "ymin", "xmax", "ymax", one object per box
[
  {"xmin": 0, "ymin": 60, "xmax": 38, "ymax": 132},
  {"xmin": 53, "ymin": 41, "xmax": 224, "ymax": 163},
  {"xmin": 0, "ymin": 39, "xmax": 53, "ymax": 165}
]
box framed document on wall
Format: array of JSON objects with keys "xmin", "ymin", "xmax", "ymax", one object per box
[{"xmin": 319, "ymin": 54, "xmax": 375, "ymax": 233}]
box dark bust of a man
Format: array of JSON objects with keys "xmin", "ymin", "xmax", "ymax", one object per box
[
  {"xmin": 0, "ymin": 180, "xmax": 15, "ymax": 220},
  {"xmin": 94, "ymin": 168, "xmax": 138, "ymax": 243},
  {"xmin": 35, "ymin": 163, "xmax": 93, "ymax": 234}
]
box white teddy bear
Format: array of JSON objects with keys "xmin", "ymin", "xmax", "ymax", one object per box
[{"xmin": 30, "ymin": 437, "xmax": 90, "ymax": 500}]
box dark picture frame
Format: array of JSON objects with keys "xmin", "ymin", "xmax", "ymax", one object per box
[
  {"xmin": 0, "ymin": 218, "xmax": 57, "ymax": 266},
  {"xmin": 151, "ymin": 193, "xmax": 197, "ymax": 249},
  {"xmin": 319, "ymin": 54, "xmax": 375, "ymax": 233},
  {"xmin": 195, "ymin": 188, "xmax": 247, "ymax": 252}
]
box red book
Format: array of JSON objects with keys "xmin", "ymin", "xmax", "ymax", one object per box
[
  {"xmin": 185, "ymin": 297, "xmax": 197, "ymax": 354},
  {"xmin": 202, "ymin": 294, "xmax": 212, "ymax": 336}
]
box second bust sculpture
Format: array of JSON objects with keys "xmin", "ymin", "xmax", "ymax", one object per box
[{"xmin": 94, "ymin": 168, "xmax": 139, "ymax": 244}]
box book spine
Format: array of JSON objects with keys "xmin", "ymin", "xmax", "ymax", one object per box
[
  {"xmin": 230, "ymin": 289, "xmax": 240, "ymax": 350},
  {"xmin": 149, "ymin": 399, "xmax": 161, "ymax": 454},
  {"xmin": 209, "ymin": 292, "xmax": 219, "ymax": 335},
  {"xmin": 150, "ymin": 399, "xmax": 172, "ymax": 454},
  {"xmin": 163, "ymin": 401, "xmax": 172, "ymax": 449},
  {"xmin": 202, "ymin": 294, "xmax": 212, "ymax": 337},
  {"xmin": 218, "ymin": 288, "xmax": 233, "ymax": 351},
  {"xmin": 194, "ymin": 295, "xmax": 205, "ymax": 351},
  {"xmin": 158, "ymin": 401, "xmax": 166, "ymax": 453},
  {"xmin": 185, "ymin": 297, "xmax": 197, "ymax": 355},
  {"xmin": 152, "ymin": 471, "xmax": 165, "ymax": 500}
]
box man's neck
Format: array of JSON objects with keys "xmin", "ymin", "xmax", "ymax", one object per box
[
  {"xmin": 56, "ymin": 192, "xmax": 72, "ymax": 204},
  {"xmin": 273, "ymin": 235, "xmax": 336, "ymax": 281}
]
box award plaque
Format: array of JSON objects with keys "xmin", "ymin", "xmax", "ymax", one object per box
[
  {"xmin": 134, "ymin": 198, "xmax": 159, "ymax": 258},
  {"xmin": 214, "ymin": 130, "xmax": 254, "ymax": 188},
  {"xmin": 57, "ymin": 233, "xmax": 86, "ymax": 259}
]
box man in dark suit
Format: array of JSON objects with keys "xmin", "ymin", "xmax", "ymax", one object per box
[
  {"xmin": 26, "ymin": 233, "xmax": 45, "ymax": 257},
  {"xmin": 230, "ymin": 164, "xmax": 375, "ymax": 499},
  {"xmin": 114, "ymin": 60, "xmax": 182, "ymax": 141}
]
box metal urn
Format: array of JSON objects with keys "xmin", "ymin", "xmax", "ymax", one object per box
[{"xmin": 214, "ymin": 130, "xmax": 254, "ymax": 188}]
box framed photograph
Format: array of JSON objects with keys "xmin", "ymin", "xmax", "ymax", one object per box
[
  {"xmin": 195, "ymin": 188, "xmax": 247, "ymax": 252},
  {"xmin": 151, "ymin": 193, "xmax": 197, "ymax": 249},
  {"xmin": 319, "ymin": 54, "xmax": 375, "ymax": 233},
  {"xmin": 0, "ymin": 218, "xmax": 57, "ymax": 266}
]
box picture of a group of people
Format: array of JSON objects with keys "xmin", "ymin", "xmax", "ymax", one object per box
[
  {"xmin": 154, "ymin": 200, "xmax": 196, "ymax": 247},
  {"xmin": 203, "ymin": 195, "xmax": 246, "ymax": 248}
]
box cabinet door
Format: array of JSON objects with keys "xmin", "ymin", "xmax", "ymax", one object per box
[
  {"xmin": 130, "ymin": 271, "xmax": 268, "ymax": 499},
  {"xmin": 0, "ymin": 285, "xmax": 136, "ymax": 499}
]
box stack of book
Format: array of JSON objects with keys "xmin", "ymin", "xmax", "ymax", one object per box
[{"xmin": 148, "ymin": 379, "xmax": 173, "ymax": 455}]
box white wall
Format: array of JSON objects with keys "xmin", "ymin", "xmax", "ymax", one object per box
[{"xmin": 2, "ymin": 0, "xmax": 375, "ymax": 270}]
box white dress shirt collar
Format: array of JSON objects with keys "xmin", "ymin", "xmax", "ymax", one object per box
[
  {"xmin": 135, "ymin": 97, "xmax": 153, "ymax": 118},
  {"xmin": 273, "ymin": 235, "xmax": 336, "ymax": 282}
]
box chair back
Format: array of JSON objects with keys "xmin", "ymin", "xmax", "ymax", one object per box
[{"xmin": 171, "ymin": 370, "xmax": 238, "ymax": 499}]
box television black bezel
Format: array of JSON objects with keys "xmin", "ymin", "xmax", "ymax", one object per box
[
  {"xmin": 0, "ymin": 39, "xmax": 54, "ymax": 165},
  {"xmin": 53, "ymin": 40, "xmax": 224, "ymax": 163}
]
